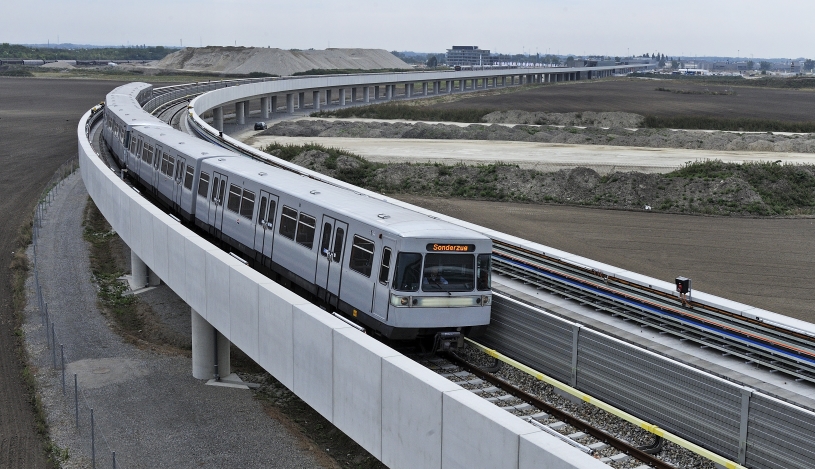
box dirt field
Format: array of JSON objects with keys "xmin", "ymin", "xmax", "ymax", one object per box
[
  {"xmin": 0, "ymin": 77, "xmax": 146, "ymax": 468},
  {"xmin": 430, "ymin": 78, "xmax": 815, "ymax": 122},
  {"xmin": 397, "ymin": 195, "xmax": 815, "ymax": 323}
]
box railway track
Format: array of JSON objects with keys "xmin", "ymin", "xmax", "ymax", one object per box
[
  {"xmin": 413, "ymin": 346, "xmax": 702, "ymax": 469},
  {"xmin": 491, "ymin": 241, "xmax": 815, "ymax": 383}
]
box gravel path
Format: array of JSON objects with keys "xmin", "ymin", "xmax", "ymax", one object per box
[{"xmin": 23, "ymin": 171, "xmax": 327, "ymax": 468}]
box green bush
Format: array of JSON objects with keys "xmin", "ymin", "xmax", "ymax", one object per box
[
  {"xmin": 643, "ymin": 115, "xmax": 815, "ymax": 133},
  {"xmin": 314, "ymin": 103, "xmax": 496, "ymax": 123}
]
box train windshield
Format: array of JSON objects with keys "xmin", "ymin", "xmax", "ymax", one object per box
[
  {"xmin": 393, "ymin": 252, "xmax": 422, "ymax": 292},
  {"xmin": 422, "ymin": 253, "xmax": 474, "ymax": 292}
]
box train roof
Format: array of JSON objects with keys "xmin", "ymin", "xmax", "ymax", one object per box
[
  {"xmin": 137, "ymin": 125, "xmax": 239, "ymax": 161},
  {"xmin": 205, "ymin": 157, "xmax": 488, "ymax": 241},
  {"xmin": 105, "ymin": 97, "xmax": 168, "ymax": 129}
]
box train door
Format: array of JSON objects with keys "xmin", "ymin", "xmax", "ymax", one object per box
[
  {"xmin": 371, "ymin": 237, "xmax": 396, "ymax": 321},
  {"xmin": 173, "ymin": 156, "xmax": 186, "ymax": 208},
  {"xmin": 315, "ymin": 217, "xmax": 348, "ymax": 301},
  {"xmin": 253, "ymin": 190, "xmax": 278, "ymax": 265},
  {"xmin": 209, "ymin": 171, "xmax": 228, "ymax": 234},
  {"xmin": 152, "ymin": 144, "xmax": 163, "ymax": 192},
  {"xmin": 123, "ymin": 131, "xmax": 131, "ymax": 168}
]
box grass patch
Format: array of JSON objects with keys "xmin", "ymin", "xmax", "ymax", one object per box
[
  {"xmin": 0, "ymin": 65, "xmax": 35, "ymax": 77},
  {"xmin": 655, "ymin": 87, "xmax": 735, "ymax": 95},
  {"xmin": 643, "ymin": 115, "xmax": 815, "ymax": 132},
  {"xmin": 82, "ymin": 199, "xmax": 141, "ymax": 333},
  {"xmin": 636, "ymin": 73, "xmax": 815, "ymax": 89},
  {"xmin": 9, "ymin": 212, "xmax": 62, "ymax": 468},
  {"xmin": 314, "ymin": 103, "xmax": 496, "ymax": 122}
]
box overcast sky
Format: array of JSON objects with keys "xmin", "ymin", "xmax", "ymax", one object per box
[{"xmin": 3, "ymin": 0, "xmax": 810, "ymax": 59}]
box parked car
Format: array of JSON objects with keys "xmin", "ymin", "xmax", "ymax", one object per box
[{"xmin": 254, "ymin": 122, "xmax": 267, "ymax": 130}]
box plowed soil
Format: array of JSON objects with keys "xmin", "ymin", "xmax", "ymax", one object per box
[
  {"xmin": 431, "ymin": 78, "xmax": 815, "ymax": 122},
  {"xmin": 0, "ymin": 77, "xmax": 141, "ymax": 468}
]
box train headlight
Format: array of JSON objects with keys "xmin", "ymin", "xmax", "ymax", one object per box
[
  {"xmin": 390, "ymin": 294, "xmax": 411, "ymax": 307},
  {"xmin": 411, "ymin": 296, "xmax": 481, "ymax": 307},
  {"xmin": 481, "ymin": 295, "xmax": 491, "ymax": 306}
]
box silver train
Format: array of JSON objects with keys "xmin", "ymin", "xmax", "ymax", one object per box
[{"xmin": 102, "ymin": 82, "xmax": 492, "ymax": 343}]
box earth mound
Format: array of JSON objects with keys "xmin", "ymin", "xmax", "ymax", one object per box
[{"xmin": 153, "ymin": 46, "xmax": 410, "ymax": 76}]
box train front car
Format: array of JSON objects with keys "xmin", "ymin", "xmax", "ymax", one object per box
[{"xmin": 375, "ymin": 222, "xmax": 492, "ymax": 350}]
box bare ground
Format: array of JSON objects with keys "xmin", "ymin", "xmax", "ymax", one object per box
[{"xmin": 428, "ymin": 77, "xmax": 815, "ymax": 122}]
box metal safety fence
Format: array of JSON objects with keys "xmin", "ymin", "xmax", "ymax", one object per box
[
  {"xmin": 481, "ymin": 293, "xmax": 815, "ymax": 469},
  {"xmin": 30, "ymin": 158, "xmax": 121, "ymax": 469}
]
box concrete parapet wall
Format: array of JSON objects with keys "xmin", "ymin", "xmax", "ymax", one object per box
[{"xmin": 79, "ymin": 110, "xmax": 609, "ymax": 468}]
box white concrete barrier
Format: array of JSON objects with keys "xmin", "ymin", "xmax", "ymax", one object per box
[{"xmin": 79, "ymin": 111, "xmax": 613, "ymax": 468}]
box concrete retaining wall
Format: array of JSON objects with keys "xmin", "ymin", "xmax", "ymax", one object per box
[{"xmin": 78, "ymin": 112, "xmax": 607, "ymax": 468}]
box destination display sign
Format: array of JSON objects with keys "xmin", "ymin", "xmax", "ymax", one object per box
[{"xmin": 427, "ymin": 243, "xmax": 475, "ymax": 252}]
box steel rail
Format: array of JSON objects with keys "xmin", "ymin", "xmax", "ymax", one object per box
[
  {"xmin": 444, "ymin": 351, "xmax": 680, "ymax": 469},
  {"xmin": 491, "ymin": 243, "xmax": 815, "ymax": 383}
]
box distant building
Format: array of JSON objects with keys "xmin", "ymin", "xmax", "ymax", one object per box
[
  {"xmin": 446, "ymin": 46, "xmax": 492, "ymax": 66},
  {"xmin": 711, "ymin": 61, "xmax": 751, "ymax": 72}
]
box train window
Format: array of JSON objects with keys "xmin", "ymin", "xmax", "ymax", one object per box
[
  {"xmin": 129, "ymin": 137, "xmax": 137, "ymax": 154},
  {"xmin": 296, "ymin": 213, "xmax": 316, "ymax": 249},
  {"xmin": 257, "ymin": 197, "xmax": 267, "ymax": 225},
  {"xmin": 349, "ymin": 235, "xmax": 374, "ymax": 277},
  {"xmin": 175, "ymin": 161, "xmax": 184, "ymax": 182},
  {"xmin": 422, "ymin": 253, "xmax": 475, "ymax": 292},
  {"xmin": 197, "ymin": 172, "xmax": 210, "ymax": 198},
  {"xmin": 477, "ymin": 254, "xmax": 491, "ymax": 291},
  {"xmin": 136, "ymin": 139, "xmax": 143, "ymax": 159},
  {"xmin": 160, "ymin": 153, "xmax": 169, "ymax": 175},
  {"xmin": 320, "ymin": 223, "xmax": 332, "ymax": 257},
  {"xmin": 184, "ymin": 165, "xmax": 194, "ymax": 190},
  {"xmin": 378, "ymin": 247, "xmax": 392, "ymax": 284},
  {"xmin": 240, "ymin": 189, "xmax": 255, "ymax": 219},
  {"xmin": 332, "ymin": 227, "xmax": 344, "ymax": 262},
  {"xmin": 142, "ymin": 143, "xmax": 149, "ymax": 163},
  {"xmin": 211, "ymin": 176, "xmax": 219, "ymax": 201},
  {"xmin": 393, "ymin": 252, "xmax": 421, "ymax": 292},
  {"xmin": 167, "ymin": 155, "xmax": 175, "ymax": 177},
  {"xmin": 227, "ymin": 184, "xmax": 242, "ymax": 213},
  {"xmin": 217, "ymin": 179, "xmax": 226, "ymax": 205},
  {"xmin": 279, "ymin": 206, "xmax": 298, "ymax": 240},
  {"xmin": 267, "ymin": 200, "xmax": 277, "ymax": 227}
]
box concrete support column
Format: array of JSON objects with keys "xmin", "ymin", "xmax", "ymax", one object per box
[
  {"xmin": 492, "ymin": 77, "xmax": 497, "ymax": 87},
  {"xmin": 447, "ymin": 81, "xmax": 453, "ymax": 93},
  {"xmin": 191, "ymin": 308, "xmax": 231, "ymax": 380},
  {"xmin": 422, "ymin": 82, "xmax": 428, "ymax": 96},
  {"xmin": 351, "ymin": 88, "xmax": 357, "ymax": 103},
  {"xmin": 130, "ymin": 251, "xmax": 147, "ymax": 290},
  {"xmin": 374, "ymin": 86, "xmax": 380, "ymax": 100},
  {"xmin": 386, "ymin": 85, "xmax": 393, "ymax": 100},
  {"xmin": 405, "ymin": 83, "xmax": 411, "ymax": 98},
  {"xmin": 271, "ymin": 95, "xmax": 278, "ymax": 114},
  {"xmin": 433, "ymin": 81, "xmax": 440, "ymax": 94},
  {"xmin": 298, "ymin": 92, "xmax": 305, "ymax": 109},
  {"xmin": 501, "ymin": 76, "xmax": 506, "ymax": 86},
  {"xmin": 147, "ymin": 267, "xmax": 160, "ymax": 287},
  {"xmin": 325, "ymin": 89, "xmax": 332, "ymax": 108},
  {"xmin": 286, "ymin": 94, "xmax": 294, "ymax": 113},
  {"xmin": 235, "ymin": 101, "xmax": 245, "ymax": 125},
  {"xmin": 458, "ymin": 80, "xmax": 464, "ymax": 92},
  {"xmin": 363, "ymin": 86, "xmax": 370, "ymax": 103},
  {"xmin": 313, "ymin": 90, "xmax": 321, "ymax": 111},
  {"xmin": 339, "ymin": 88, "xmax": 346, "ymax": 106},
  {"xmin": 243, "ymin": 100, "xmax": 251, "ymax": 120},
  {"xmin": 212, "ymin": 106, "xmax": 224, "ymax": 132},
  {"xmin": 260, "ymin": 96, "xmax": 269, "ymax": 119}
]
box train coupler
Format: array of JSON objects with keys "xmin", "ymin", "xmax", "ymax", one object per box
[{"xmin": 433, "ymin": 331, "xmax": 463, "ymax": 352}]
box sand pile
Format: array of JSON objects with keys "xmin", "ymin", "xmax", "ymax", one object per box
[{"xmin": 153, "ymin": 46, "xmax": 410, "ymax": 76}]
